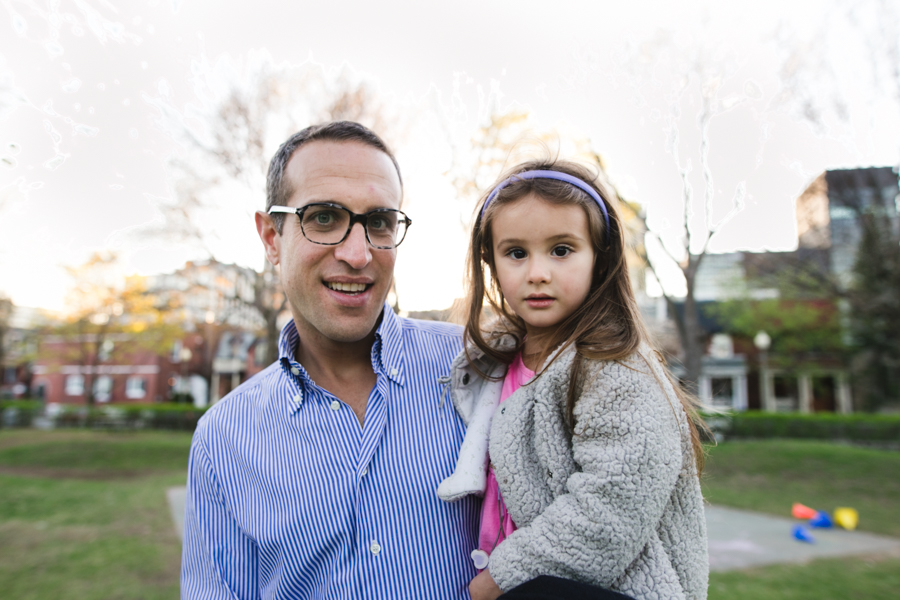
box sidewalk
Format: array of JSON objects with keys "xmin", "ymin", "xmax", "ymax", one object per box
[
  {"xmin": 705, "ymin": 504, "xmax": 900, "ymax": 571},
  {"xmin": 166, "ymin": 487, "xmax": 900, "ymax": 572}
]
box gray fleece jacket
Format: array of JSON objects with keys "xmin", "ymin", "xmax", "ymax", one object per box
[{"xmin": 437, "ymin": 340, "xmax": 709, "ymax": 600}]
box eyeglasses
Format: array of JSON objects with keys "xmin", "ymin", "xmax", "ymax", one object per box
[{"xmin": 268, "ymin": 203, "xmax": 412, "ymax": 249}]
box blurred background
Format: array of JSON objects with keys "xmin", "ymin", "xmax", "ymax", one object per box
[{"xmin": 1, "ymin": 1, "xmax": 899, "ymax": 599}]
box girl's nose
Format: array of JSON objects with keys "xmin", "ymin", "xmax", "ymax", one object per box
[{"xmin": 527, "ymin": 258, "xmax": 551, "ymax": 284}]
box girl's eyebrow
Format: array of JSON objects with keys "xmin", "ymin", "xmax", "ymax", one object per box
[{"xmin": 495, "ymin": 233, "xmax": 582, "ymax": 245}]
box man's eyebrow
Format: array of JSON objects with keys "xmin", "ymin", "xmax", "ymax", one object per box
[{"xmin": 301, "ymin": 199, "xmax": 398, "ymax": 210}]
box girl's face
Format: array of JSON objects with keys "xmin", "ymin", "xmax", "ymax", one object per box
[{"xmin": 490, "ymin": 192, "xmax": 596, "ymax": 339}]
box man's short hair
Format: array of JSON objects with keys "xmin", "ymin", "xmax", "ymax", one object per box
[{"xmin": 265, "ymin": 121, "xmax": 403, "ymax": 234}]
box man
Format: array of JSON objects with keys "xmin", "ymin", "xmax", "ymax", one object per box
[{"xmin": 181, "ymin": 122, "xmax": 479, "ymax": 599}]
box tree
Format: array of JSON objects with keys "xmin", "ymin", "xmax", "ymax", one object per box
[
  {"xmin": 610, "ymin": 38, "xmax": 757, "ymax": 392},
  {"xmin": 851, "ymin": 194, "xmax": 900, "ymax": 406},
  {"xmin": 142, "ymin": 58, "xmax": 402, "ymax": 364},
  {"xmin": 44, "ymin": 252, "xmax": 181, "ymax": 406},
  {"xmin": 772, "ymin": 3, "xmax": 900, "ymax": 409},
  {"xmin": 0, "ymin": 294, "xmax": 12, "ymax": 368},
  {"xmin": 708, "ymin": 297, "xmax": 845, "ymax": 370}
]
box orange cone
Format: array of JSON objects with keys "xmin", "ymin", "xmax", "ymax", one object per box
[{"xmin": 792, "ymin": 503, "xmax": 819, "ymax": 520}]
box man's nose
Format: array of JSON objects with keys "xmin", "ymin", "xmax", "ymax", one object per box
[{"xmin": 333, "ymin": 222, "xmax": 373, "ymax": 269}]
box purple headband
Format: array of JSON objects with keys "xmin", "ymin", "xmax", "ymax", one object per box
[{"xmin": 480, "ymin": 170, "xmax": 611, "ymax": 241}]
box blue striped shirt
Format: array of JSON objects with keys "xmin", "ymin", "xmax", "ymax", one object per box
[{"xmin": 181, "ymin": 306, "xmax": 480, "ymax": 599}]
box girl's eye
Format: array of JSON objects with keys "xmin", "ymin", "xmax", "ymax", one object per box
[
  {"xmin": 508, "ymin": 249, "xmax": 527, "ymax": 260},
  {"xmin": 551, "ymin": 246, "xmax": 572, "ymax": 257}
]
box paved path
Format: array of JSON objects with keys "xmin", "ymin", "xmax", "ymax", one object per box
[
  {"xmin": 166, "ymin": 487, "xmax": 900, "ymax": 572},
  {"xmin": 167, "ymin": 487, "xmax": 186, "ymax": 542},
  {"xmin": 705, "ymin": 504, "xmax": 900, "ymax": 571}
]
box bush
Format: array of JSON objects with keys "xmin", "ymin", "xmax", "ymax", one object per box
[
  {"xmin": 0, "ymin": 399, "xmax": 43, "ymax": 428},
  {"xmin": 0, "ymin": 400, "xmax": 208, "ymax": 431},
  {"xmin": 705, "ymin": 410, "xmax": 900, "ymax": 444}
]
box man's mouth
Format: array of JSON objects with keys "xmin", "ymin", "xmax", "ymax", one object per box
[{"xmin": 326, "ymin": 281, "xmax": 371, "ymax": 295}]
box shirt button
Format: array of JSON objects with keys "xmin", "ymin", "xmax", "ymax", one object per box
[
  {"xmin": 330, "ymin": 400, "xmax": 341, "ymax": 411},
  {"xmin": 290, "ymin": 367, "xmax": 300, "ymax": 375},
  {"xmin": 369, "ymin": 541, "xmax": 381, "ymax": 555},
  {"xmin": 390, "ymin": 367, "xmax": 398, "ymax": 377},
  {"xmin": 361, "ymin": 466, "xmax": 368, "ymax": 476},
  {"xmin": 293, "ymin": 394, "xmax": 301, "ymax": 404}
]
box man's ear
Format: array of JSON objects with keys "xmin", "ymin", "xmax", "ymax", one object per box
[{"xmin": 255, "ymin": 211, "xmax": 281, "ymax": 266}]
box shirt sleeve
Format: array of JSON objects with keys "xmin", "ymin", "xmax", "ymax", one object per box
[
  {"xmin": 487, "ymin": 357, "xmax": 687, "ymax": 591},
  {"xmin": 181, "ymin": 426, "xmax": 260, "ymax": 600}
]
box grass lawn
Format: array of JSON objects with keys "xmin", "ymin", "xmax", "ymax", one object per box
[
  {"xmin": 702, "ymin": 439, "xmax": 900, "ymax": 537},
  {"xmin": 0, "ymin": 429, "xmax": 192, "ymax": 600},
  {"xmin": 703, "ymin": 439, "xmax": 900, "ymax": 600},
  {"xmin": 1, "ymin": 431, "xmax": 898, "ymax": 600}
]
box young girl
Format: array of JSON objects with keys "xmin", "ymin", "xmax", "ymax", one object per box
[{"xmin": 437, "ymin": 159, "xmax": 709, "ymax": 600}]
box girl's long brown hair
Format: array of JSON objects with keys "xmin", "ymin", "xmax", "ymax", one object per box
[{"xmin": 463, "ymin": 157, "xmax": 708, "ymax": 474}]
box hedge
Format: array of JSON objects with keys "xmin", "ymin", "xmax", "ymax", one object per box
[
  {"xmin": 1, "ymin": 400, "xmax": 209, "ymax": 431},
  {"xmin": 703, "ymin": 411, "xmax": 900, "ymax": 444}
]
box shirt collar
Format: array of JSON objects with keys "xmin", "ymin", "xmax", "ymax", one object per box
[
  {"xmin": 372, "ymin": 303, "xmax": 405, "ymax": 387},
  {"xmin": 276, "ymin": 303, "xmax": 406, "ymax": 393}
]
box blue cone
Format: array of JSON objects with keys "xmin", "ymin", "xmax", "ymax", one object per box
[
  {"xmin": 792, "ymin": 524, "xmax": 815, "ymax": 543},
  {"xmin": 809, "ymin": 511, "xmax": 833, "ymax": 528}
]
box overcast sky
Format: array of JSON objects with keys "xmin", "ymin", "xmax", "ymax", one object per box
[{"xmin": 1, "ymin": 0, "xmax": 898, "ymax": 313}]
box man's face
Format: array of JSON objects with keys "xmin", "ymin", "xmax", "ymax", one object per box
[{"xmin": 258, "ymin": 140, "xmax": 402, "ymax": 346}]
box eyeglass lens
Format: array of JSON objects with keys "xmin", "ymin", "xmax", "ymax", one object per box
[{"xmin": 300, "ymin": 205, "xmax": 407, "ymax": 247}]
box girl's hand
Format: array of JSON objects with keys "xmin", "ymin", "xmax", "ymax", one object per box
[{"xmin": 469, "ymin": 569, "xmax": 503, "ymax": 600}]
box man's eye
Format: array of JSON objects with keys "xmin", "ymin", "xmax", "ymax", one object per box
[
  {"xmin": 551, "ymin": 246, "xmax": 572, "ymax": 257},
  {"xmin": 304, "ymin": 208, "xmax": 342, "ymax": 229},
  {"xmin": 369, "ymin": 216, "xmax": 387, "ymax": 230}
]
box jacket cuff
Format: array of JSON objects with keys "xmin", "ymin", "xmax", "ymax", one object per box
[{"xmin": 488, "ymin": 538, "xmax": 533, "ymax": 592}]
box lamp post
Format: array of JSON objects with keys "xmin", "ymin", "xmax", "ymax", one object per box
[
  {"xmin": 179, "ymin": 346, "xmax": 193, "ymax": 404},
  {"xmin": 754, "ymin": 331, "xmax": 773, "ymax": 412}
]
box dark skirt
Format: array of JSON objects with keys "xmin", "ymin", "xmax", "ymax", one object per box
[{"xmin": 499, "ymin": 576, "xmax": 635, "ymax": 600}]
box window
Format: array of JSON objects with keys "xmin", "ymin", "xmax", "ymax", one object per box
[
  {"xmin": 710, "ymin": 377, "xmax": 734, "ymax": 408},
  {"xmin": 65, "ymin": 375, "xmax": 84, "ymax": 396},
  {"xmin": 125, "ymin": 377, "xmax": 146, "ymax": 399},
  {"xmin": 93, "ymin": 375, "xmax": 113, "ymax": 403}
]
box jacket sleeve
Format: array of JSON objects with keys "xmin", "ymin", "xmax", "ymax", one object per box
[
  {"xmin": 487, "ymin": 358, "xmax": 686, "ymax": 591},
  {"xmin": 181, "ymin": 426, "xmax": 260, "ymax": 600}
]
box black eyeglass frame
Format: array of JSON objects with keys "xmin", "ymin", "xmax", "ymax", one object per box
[{"xmin": 268, "ymin": 202, "xmax": 412, "ymax": 249}]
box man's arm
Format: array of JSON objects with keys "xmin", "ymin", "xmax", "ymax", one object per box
[{"xmin": 181, "ymin": 427, "xmax": 259, "ymax": 600}]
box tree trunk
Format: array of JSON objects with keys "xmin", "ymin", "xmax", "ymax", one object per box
[
  {"xmin": 679, "ymin": 254, "xmax": 706, "ymax": 395},
  {"xmin": 680, "ymin": 290, "xmax": 704, "ymax": 395}
]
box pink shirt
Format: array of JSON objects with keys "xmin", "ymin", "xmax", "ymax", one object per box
[{"xmin": 477, "ymin": 352, "xmax": 534, "ymax": 559}]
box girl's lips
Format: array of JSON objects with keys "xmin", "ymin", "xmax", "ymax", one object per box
[{"xmin": 525, "ymin": 297, "xmax": 554, "ymax": 308}]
